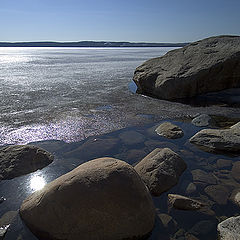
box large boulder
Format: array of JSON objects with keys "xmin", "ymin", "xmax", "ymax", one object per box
[
  {"xmin": 20, "ymin": 157, "xmax": 155, "ymax": 240},
  {"xmin": 189, "ymin": 121, "xmax": 240, "ymax": 153},
  {"xmin": 134, "ymin": 148, "xmax": 187, "ymax": 196},
  {"xmin": 0, "ymin": 145, "xmax": 53, "ymax": 180},
  {"xmin": 133, "ymin": 35, "xmax": 240, "ymax": 100}
]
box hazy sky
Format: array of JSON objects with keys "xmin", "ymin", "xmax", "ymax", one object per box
[{"xmin": 1, "ymin": 0, "xmax": 240, "ymax": 42}]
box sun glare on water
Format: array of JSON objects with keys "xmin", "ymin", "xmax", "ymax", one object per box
[{"xmin": 30, "ymin": 175, "xmax": 46, "ymax": 191}]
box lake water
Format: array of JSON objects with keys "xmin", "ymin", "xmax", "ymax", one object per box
[
  {"xmin": 0, "ymin": 47, "xmax": 239, "ymax": 146},
  {"xmin": 0, "ymin": 47, "xmax": 240, "ymax": 240}
]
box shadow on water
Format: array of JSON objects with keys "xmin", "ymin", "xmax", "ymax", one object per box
[{"xmin": 1, "ymin": 119, "xmax": 240, "ymax": 240}]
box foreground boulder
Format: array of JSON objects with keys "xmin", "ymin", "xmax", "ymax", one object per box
[
  {"xmin": 20, "ymin": 158, "xmax": 155, "ymax": 240},
  {"xmin": 0, "ymin": 145, "xmax": 53, "ymax": 180},
  {"xmin": 134, "ymin": 148, "xmax": 187, "ymax": 196},
  {"xmin": 189, "ymin": 121, "xmax": 240, "ymax": 153},
  {"xmin": 133, "ymin": 35, "xmax": 240, "ymax": 100},
  {"xmin": 218, "ymin": 216, "xmax": 240, "ymax": 240}
]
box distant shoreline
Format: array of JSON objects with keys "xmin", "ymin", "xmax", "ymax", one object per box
[{"xmin": 0, "ymin": 41, "xmax": 188, "ymax": 48}]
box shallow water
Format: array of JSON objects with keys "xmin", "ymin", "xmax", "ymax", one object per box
[{"xmin": 1, "ymin": 120, "xmax": 240, "ymax": 240}]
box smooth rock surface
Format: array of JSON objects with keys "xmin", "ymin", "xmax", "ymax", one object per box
[
  {"xmin": 133, "ymin": 35, "xmax": 240, "ymax": 100},
  {"xmin": 168, "ymin": 194, "xmax": 204, "ymax": 210},
  {"xmin": 189, "ymin": 121, "xmax": 240, "ymax": 153},
  {"xmin": 20, "ymin": 157, "xmax": 155, "ymax": 240},
  {"xmin": 218, "ymin": 216, "xmax": 240, "ymax": 240},
  {"xmin": 0, "ymin": 145, "xmax": 53, "ymax": 180},
  {"xmin": 155, "ymin": 122, "xmax": 184, "ymax": 139},
  {"xmin": 191, "ymin": 114, "xmax": 215, "ymax": 127},
  {"xmin": 134, "ymin": 148, "xmax": 187, "ymax": 196}
]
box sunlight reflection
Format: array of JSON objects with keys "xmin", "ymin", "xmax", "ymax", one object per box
[{"xmin": 30, "ymin": 175, "xmax": 46, "ymax": 191}]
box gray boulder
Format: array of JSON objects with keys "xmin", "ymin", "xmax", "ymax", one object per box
[
  {"xmin": 0, "ymin": 145, "xmax": 53, "ymax": 180},
  {"xmin": 20, "ymin": 157, "xmax": 155, "ymax": 240},
  {"xmin": 218, "ymin": 216, "xmax": 240, "ymax": 240},
  {"xmin": 133, "ymin": 35, "xmax": 240, "ymax": 100},
  {"xmin": 134, "ymin": 148, "xmax": 187, "ymax": 196},
  {"xmin": 155, "ymin": 122, "xmax": 184, "ymax": 139},
  {"xmin": 189, "ymin": 121, "xmax": 240, "ymax": 153}
]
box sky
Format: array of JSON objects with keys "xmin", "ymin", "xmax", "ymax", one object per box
[{"xmin": 1, "ymin": 0, "xmax": 240, "ymax": 43}]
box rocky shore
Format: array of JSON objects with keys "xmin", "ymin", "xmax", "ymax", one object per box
[{"xmin": 1, "ymin": 35, "xmax": 240, "ymax": 240}]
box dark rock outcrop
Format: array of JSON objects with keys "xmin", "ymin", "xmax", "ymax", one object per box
[
  {"xmin": 20, "ymin": 157, "xmax": 155, "ymax": 240},
  {"xmin": 134, "ymin": 148, "xmax": 187, "ymax": 196},
  {"xmin": 0, "ymin": 145, "xmax": 53, "ymax": 180},
  {"xmin": 133, "ymin": 35, "xmax": 240, "ymax": 100}
]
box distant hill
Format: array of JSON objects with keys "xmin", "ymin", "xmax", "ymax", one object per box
[{"xmin": 0, "ymin": 41, "xmax": 188, "ymax": 47}]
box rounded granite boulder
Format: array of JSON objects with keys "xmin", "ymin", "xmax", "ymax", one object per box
[{"xmin": 20, "ymin": 157, "xmax": 155, "ymax": 240}]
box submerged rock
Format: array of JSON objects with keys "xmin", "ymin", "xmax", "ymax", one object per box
[
  {"xmin": 168, "ymin": 194, "xmax": 204, "ymax": 211},
  {"xmin": 0, "ymin": 145, "xmax": 53, "ymax": 180},
  {"xmin": 191, "ymin": 114, "xmax": 215, "ymax": 127},
  {"xmin": 133, "ymin": 35, "xmax": 240, "ymax": 100},
  {"xmin": 119, "ymin": 130, "xmax": 145, "ymax": 145},
  {"xmin": 204, "ymin": 185, "xmax": 230, "ymax": 205},
  {"xmin": 155, "ymin": 122, "xmax": 184, "ymax": 139},
  {"xmin": 218, "ymin": 216, "xmax": 240, "ymax": 240},
  {"xmin": 63, "ymin": 137, "xmax": 118, "ymax": 160},
  {"xmin": 189, "ymin": 121, "xmax": 240, "ymax": 153},
  {"xmin": 231, "ymin": 161, "xmax": 240, "ymax": 182},
  {"xmin": 20, "ymin": 157, "xmax": 155, "ymax": 240},
  {"xmin": 134, "ymin": 148, "xmax": 187, "ymax": 196},
  {"xmin": 191, "ymin": 169, "xmax": 217, "ymax": 185},
  {"xmin": 230, "ymin": 188, "xmax": 240, "ymax": 207}
]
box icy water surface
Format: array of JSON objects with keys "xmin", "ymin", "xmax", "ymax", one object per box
[
  {"xmin": 0, "ymin": 47, "xmax": 239, "ymax": 145},
  {"xmin": 0, "ymin": 120, "xmax": 240, "ymax": 240}
]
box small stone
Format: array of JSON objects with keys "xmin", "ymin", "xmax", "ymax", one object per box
[
  {"xmin": 204, "ymin": 185, "xmax": 230, "ymax": 205},
  {"xmin": 0, "ymin": 224, "xmax": 10, "ymax": 239},
  {"xmin": 191, "ymin": 114, "xmax": 215, "ymax": 127},
  {"xmin": 190, "ymin": 220, "xmax": 215, "ymax": 236},
  {"xmin": 0, "ymin": 197, "xmax": 6, "ymax": 204},
  {"xmin": 186, "ymin": 183, "xmax": 197, "ymax": 195},
  {"xmin": 218, "ymin": 216, "xmax": 240, "ymax": 240},
  {"xmin": 168, "ymin": 194, "xmax": 204, "ymax": 211},
  {"xmin": 0, "ymin": 211, "xmax": 18, "ymax": 227},
  {"xmin": 231, "ymin": 161, "xmax": 240, "ymax": 182},
  {"xmin": 155, "ymin": 122, "xmax": 184, "ymax": 139},
  {"xmin": 158, "ymin": 213, "xmax": 177, "ymax": 232},
  {"xmin": 230, "ymin": 188, "xmax": 240, "ymax": 207},
  {"xmin": 191, "ymin": 169, "xmax": 217, "ymax": 185},
  {"xmin": 217, "ymin": 159, "xmax": 232, "ymax": 169}
]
